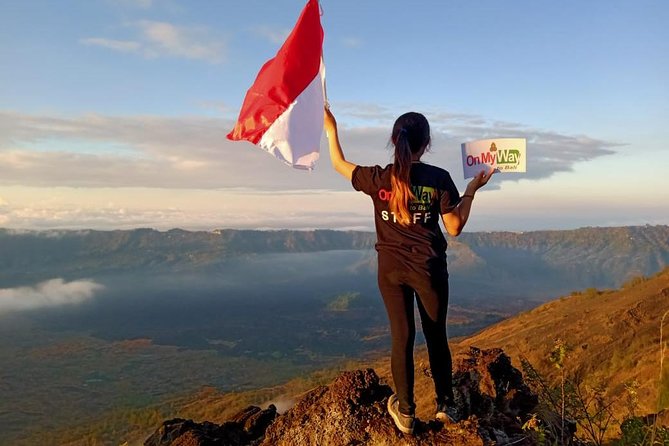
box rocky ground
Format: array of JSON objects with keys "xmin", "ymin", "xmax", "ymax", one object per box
[{"xmin": 144, "ymin": 348, "xmax": 555, "ymax": 446}]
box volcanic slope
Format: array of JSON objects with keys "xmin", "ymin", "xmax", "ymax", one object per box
[{"xmin": 455, "ymin": 267, "xmax": 669, "ymax": 420}]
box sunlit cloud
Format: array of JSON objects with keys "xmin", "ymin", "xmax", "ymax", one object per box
[
  {"xmin": 0, "ymin": 278, "xmax": 104, "ymax": 313},
  {"xmin": 80, "ymin": 20, "xmax": 226, "ymax": 63}
]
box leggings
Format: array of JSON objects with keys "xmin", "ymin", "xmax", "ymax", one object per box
[{"xmin": 377, "ymin": 253, "xmax": 454, "ymax": 415}]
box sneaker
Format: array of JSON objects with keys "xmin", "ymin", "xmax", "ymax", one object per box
[
  {"xmin": 435, "ymin": 402, "xmax": 459, "ymax": 423},
  {"xmin": 387, "ymin": 394, "xmax": 415, "ymax": 434}
]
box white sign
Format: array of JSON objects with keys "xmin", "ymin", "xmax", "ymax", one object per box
[{"xmin": 461, "ymin": 138, "xmax": 526, "ymax": 179}]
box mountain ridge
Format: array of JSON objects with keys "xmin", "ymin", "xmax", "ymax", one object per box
[{"xmin": 1, "ymin": 225, "xmax": 668, "ymax": 294}]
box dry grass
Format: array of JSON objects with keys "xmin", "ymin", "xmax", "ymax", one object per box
[{"xmin": 453, "ymin": 268, "xmax": 669, "ymax": 438}]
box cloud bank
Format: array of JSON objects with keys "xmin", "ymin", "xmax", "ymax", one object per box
[
  {"xmin": 0, "ymin": 107, "xmax": 620, "ymax": 192},
  {"xmin": 0, "ymin": 278, "xmax": 105, "ymax": 313}
]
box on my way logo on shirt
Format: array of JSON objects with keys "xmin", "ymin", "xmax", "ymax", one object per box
[
  {"xmin": 411, "ymin": 185, "xmax": 436, "ymax": 204},
  {"xmin": 410, "ymin": 185, "xmax": 436, "ymax": 213},
  {"xmin": 378, "ymin": 184, "xmax": 438, "ymax": 224}
]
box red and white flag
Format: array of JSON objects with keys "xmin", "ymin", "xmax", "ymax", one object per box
[{"xmin": 227, "ymin": 0, "xmax": 325, "ymax": 170}]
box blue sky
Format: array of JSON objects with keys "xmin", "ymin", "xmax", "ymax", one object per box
[{"xmin": 1, "ymin": 0, "xmax": 668, "ymax": 231}]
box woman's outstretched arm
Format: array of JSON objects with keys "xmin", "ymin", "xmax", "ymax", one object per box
[
  {"xmin": 442, "ymin": 167, "xmax": 495, "ymax": 236},
  {"xmin": 324, "ymin": 106, "xmax": 357, "ymax": 180}
]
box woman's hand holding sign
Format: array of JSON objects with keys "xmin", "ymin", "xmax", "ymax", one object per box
[{"xmin": 443, "ymin": 166, "xmax": 495, "ymax": 237}]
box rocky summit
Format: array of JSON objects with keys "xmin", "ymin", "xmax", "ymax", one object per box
[{"xmin": 145, "ymin": 348, "xmax": 554, "ymax": 446}]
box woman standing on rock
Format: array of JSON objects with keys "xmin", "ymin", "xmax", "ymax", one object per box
[{"xmin": 323, "ymin": 106, "xmax": 494, "ymax": 434}]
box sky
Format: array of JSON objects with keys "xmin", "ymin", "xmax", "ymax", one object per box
[{"xmin": 1, "ymin": 0, "xmax": 668, "ymax": 232}]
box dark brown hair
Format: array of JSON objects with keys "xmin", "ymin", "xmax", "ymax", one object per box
[{"xmin": 389, "ymin": 112, "xmax": 431, "ymax": 226}]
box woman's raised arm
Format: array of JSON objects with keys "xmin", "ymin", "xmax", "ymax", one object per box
[{"xmin": 324, "ymin": 106, "xmax": 357, "ymax": 180}]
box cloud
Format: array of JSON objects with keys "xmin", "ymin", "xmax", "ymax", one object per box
[
  {"xmin": 0, "ymin": 196, "xmax": 8, "ymax": 225},
  {"xmin": 197, "ymin": 100, "xmax": 232, "ymax": 115},
  {"xmin": 80, "ymin": 38, "xmax": 141, "ymax": 52},
  {"xmin": 0, "ymin": 187, "xmax": 373, "ymax": 231},
  {"xmin": 0, "ymin": 105, "xmax": 619, "ymax": 193},
  {"xmin": 341, "ymin": 37, "xmax": 362, "ymax": 48},
  {"xmin": 136, "ymin": 20, "xmax": 224, "ymax": 62},
  {"xmin": 81, "ymin": 20, "xmax": 225, "ymax": 63},
  {"xmin": 0, "ymin": 278, "xmax": 104, "ymax": 313},
  {"xmin": 111, "ymin": 0, "xmax": 154, "ymax": 8},
  {"xmin": 333, "ymin": 103, "xmax": 621, "ymax": 182},
  {"xmin": 250, "ymin": 25, "xmax": 290, "ymax": 44}
]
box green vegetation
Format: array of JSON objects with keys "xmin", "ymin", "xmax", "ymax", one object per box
[
  {"xmin": 326, "ymin": 292, "xmax": 361, "ymax": 311},
  {"xmin": 660, "ymin": 311, "xmax": 669, "ymax": 411},
  {"xmin": 520, "ymin": 307, "xmax": 669, "ymax": 446},
  {"xmin": 660, "ymin": 369, "xmax": 669, "ymax": 411},
  {"xmin": 613, "ymin": 418, "xmax": 669, "ymax": 446}
]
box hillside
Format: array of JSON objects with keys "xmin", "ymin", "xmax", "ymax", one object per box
[{"xmin": 457, "ymin": 267, "xmax": 669, "ymax": 422}]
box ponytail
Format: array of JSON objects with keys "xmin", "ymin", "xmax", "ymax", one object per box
[{"xmin": 389, "ymin": 129, "xmax": 415, "ymax": 226}]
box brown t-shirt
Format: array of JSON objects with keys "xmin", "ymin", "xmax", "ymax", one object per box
[{"xmin": 352, "ymin": 162, "xmax": 460, "ymax": 266}]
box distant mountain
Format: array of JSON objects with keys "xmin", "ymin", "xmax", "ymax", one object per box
[
  {"xmin": 456, "ymin": 225, "xmax": 669, "ymax": 290},
  {"xmin": 1, "ymin": 225, "xmax": 668, "ymax": 304},
  {"xmin": 0, "ymin": 228, "xmax": 376, "ymax": 286}
]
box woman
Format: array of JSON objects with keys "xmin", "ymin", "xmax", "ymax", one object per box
[{"xmin": 323, "ymin": 106, "xmax": 494, "ymax": 434}]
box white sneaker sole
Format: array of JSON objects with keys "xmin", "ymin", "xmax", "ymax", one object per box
[
  {"xmin": 387, "ymin": 397, "xmax": 414, "ymax": 435},
  {"xmin": 436, "ymin": 411, "xmax": 456, "ymax": 423}
]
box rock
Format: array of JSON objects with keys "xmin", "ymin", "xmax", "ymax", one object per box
[
  {"xmin": 144, "ymin": 405, "xmax": 277, "ymax": 446},
  {"xmin": 451, "ymin": 347, "xmax": 539, "ymax": 444},
  {"xmin": 226, "ymin": 404, "xmax": 277, "ymax": 439},
  {"xmin": 260, "ymin": 364, "xmax": 509, "ymax": 446},
  {"xmin": 145, "ymin": 348, "xmax": 558, "ymax": 446}
]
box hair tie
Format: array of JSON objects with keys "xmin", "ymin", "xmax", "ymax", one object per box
[{"xmin": 398, "ymin": 128, "xmax": 408, "ymax": 135}]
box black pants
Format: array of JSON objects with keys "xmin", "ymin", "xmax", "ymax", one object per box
[{"xmin": 377, "ymin": 253, "xmax": 454, "ymax": 415}]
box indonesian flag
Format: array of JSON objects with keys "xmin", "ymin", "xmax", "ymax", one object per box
[{"xmin": 227, "ymin": 0, "xmax": 325, "ymax": 170}]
